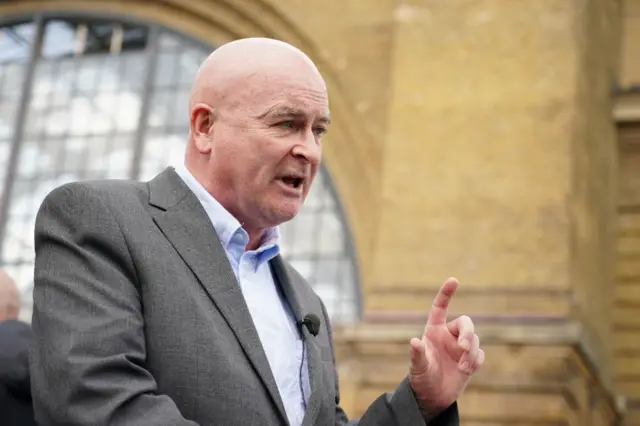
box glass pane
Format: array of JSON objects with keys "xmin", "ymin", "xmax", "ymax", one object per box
[
  {"xmin": 0, "ymin": 62, "xmax": 28, "ymax": 96},
  {"xmin": 0, "ymin": 89, "xmax": 21, "ymax": 139},
  {"xmin": 0, "ymin": 22, "xmax": 36, "ymax": 63},
  {"xmin": 138, "ymin": 130, "xmax": 187, "ymax": 180},
  {"xmin": 0, "ymin": 22, "xmax": 35, "ymax": 204},
  {"xmin": 0, "ymin": 139, "xmax": 11, "ymax": 202},
  {"xmin": 42, "ymin": 19, "xmax": 149, "ymax": 59},
  {"xmin": 154, "ymin": 51, "xmax": 179, "ymax": 88},
  {"xmin": 121, "ymin": 54, "xmax": 146, "ymax": 92},
  {"xmin": 1, "ymin": 19, "xmax": 149, "ymax": 319},
  {"xmin": 41, "ymin": 20, "xmax": 76, "ymax": 58},
  {"xmin": 148, "ymin": 90, "xmax": 177, "ymax": 129},
  {"xmin": 177, "ymin": 47, "xmax": 207, "ymax": 87},
  {"xmin": 158, "ymin": 32, "xmax": 181, "ymax": 50}
]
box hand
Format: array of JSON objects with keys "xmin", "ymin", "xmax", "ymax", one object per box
[{"xmin": 408, "ymin": 277, "xmax": 484, "ymax": 412}]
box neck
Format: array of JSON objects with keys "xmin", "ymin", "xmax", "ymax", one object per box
[
  {"xmin": 245, "ymin": 228, "xmax": 266, "ymax": 251},
  {"xmin": 183, "ymin": 156, "xmax": 270, "ymax": 252}
]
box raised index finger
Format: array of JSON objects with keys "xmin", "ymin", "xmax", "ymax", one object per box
[{"xmin": 426, "ymin": 278, "xmax": 459, "ymax": 326}]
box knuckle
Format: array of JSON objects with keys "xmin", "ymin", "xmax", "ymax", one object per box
[
  {"xmin": 459, "ymin": 315, "xmax": 475, "ymax": 331},
  {"xmin": 471, "ymin": 336, "xmax": 480, "ymax": 349},
  {"xmin": 459, "ymin": 315, "xmax": 472, "ymax": 324}
]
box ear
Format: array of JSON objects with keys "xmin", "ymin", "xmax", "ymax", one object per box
[{"xmin": 190, "ymin": 103, "xmax": 215, "ymax": 153}]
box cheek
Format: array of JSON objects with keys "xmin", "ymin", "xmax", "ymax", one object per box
[
  {"xmin": 253, "ymin": 140, "xmax": 288, "ymax": 175},
  {"xmin": 303, "ymin": 170, "xmax": 319, "ymax": 195},
  {"xmin": 240, "ymin": 156, "xmax": 275, "ymax": 191},
  {"xmin": 219, "ymin": 132, "xmax": 286, "ymax": 186}
]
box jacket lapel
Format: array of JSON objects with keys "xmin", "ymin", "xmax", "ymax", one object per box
[
  {"xmin": 270, "ymin": 257, "xmax": 329, "ymax": 426},
  {"xmin": 147, "ymin": 167, "xmax": 289, "ymax": 425}
]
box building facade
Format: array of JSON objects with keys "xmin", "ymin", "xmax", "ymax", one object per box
[{"xmin": 0, "ymin": 0, "xmax": 638, "ymax": 424}]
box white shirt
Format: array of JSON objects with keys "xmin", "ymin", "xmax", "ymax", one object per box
[{"xmin": 174, "ymin": 163, "xmax": 310, "ymax": 426}]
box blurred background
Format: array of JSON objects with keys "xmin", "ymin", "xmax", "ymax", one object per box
[{"xmin": 0, "ymin": 0, "xmax": 638, "ymax": 424}]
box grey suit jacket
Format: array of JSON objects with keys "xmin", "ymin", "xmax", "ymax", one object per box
[{"xmin": 29, "ymin": 167, "xmax": 459, "ymax": 426}]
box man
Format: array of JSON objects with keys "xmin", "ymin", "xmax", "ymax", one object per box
[
  {"xmin": 30, "ymin": 38, "xmax": 484, "ymax": 426},
  {"xmin": 0, "ymin": 270, "xmax": 36, "ymax": 426}
]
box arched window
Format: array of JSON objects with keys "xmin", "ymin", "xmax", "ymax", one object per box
[{"xmin": 0, "ymin": 15, "xmax": 361, "ymax": 324}]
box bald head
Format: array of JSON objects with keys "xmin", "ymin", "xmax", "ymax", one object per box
[
  {"xmin": 184, "ymin": 38, "xmax": 329, "ymax": 246},
  {"xmin": 0, "ymin": 269, "xmax": 19, "ymax": 321},
  {"xmin": 189, "ymin": 37, "xmax": 326, "ymax": 113}
]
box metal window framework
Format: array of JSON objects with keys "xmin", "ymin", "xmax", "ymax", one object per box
[{"xmin": 0, "ymin": 11, "xmax": 363, "ymax": 321}]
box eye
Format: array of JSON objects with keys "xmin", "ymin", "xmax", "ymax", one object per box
[
  {"xmin": 278, "ymin": 120, "xmax": 295, "ymax": 128},
  {"xmin": 314, "ymin": 126, "xmax": 328, "ymax": 136}
]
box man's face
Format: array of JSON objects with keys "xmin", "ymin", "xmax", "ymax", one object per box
[{"xmin": 197, "ymin": 71, "xmax": 330, "ymax": 230}]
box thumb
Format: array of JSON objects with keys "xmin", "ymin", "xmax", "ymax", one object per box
[{"xmin": 409, "ymin": 337, "xmax": 429, "ymax": 375}]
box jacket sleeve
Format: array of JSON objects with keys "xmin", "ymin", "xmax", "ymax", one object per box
[
  {"xmin": 319, "ymin": 302, "xmax": 460, "ymax": 426},
  {"xmin": 30, "ymin": 183, "xmax": 200, "ymax": 426}
]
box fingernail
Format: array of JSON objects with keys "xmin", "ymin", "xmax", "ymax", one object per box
[
  {"xmin": 460, "ymin": 362, "xmax": 470, "ymax": 372},
  {"xmin": 460, "ymin": 339, "xmax": 470, "ymax": 350}
]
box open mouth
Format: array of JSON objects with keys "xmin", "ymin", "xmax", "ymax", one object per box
[{"xmin": 278, "ymin": 175, "xmax": 304, "ymax": 189}]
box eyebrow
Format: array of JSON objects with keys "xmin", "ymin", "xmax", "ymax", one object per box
[{"xmin": 260, "ymin": 106, "xmax": 331, "ymax": 124}]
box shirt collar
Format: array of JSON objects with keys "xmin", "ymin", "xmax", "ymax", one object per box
[{"xmin": 173, "ymin": 162, "xmax": 281, "ymax": 257}]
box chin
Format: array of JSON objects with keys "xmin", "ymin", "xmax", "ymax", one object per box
[{"xmin": 266, "ymin": 203, "xmax": 301, "ymax": 226}]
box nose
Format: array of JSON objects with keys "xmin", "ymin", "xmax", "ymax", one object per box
[{"xmin": 291, "ymin": 133, "xmax": 321, "ymax": 164}]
